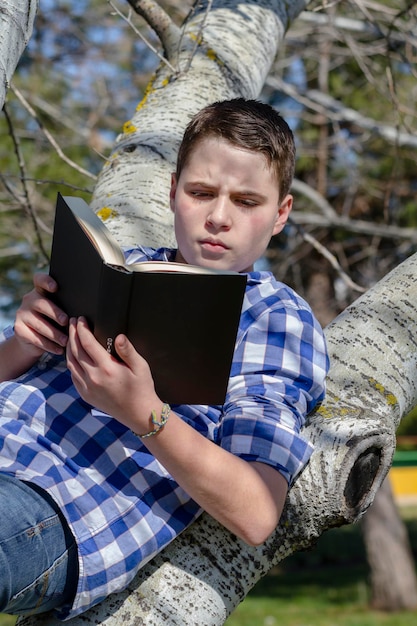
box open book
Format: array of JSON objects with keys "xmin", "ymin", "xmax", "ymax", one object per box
[{"xmin": 49, "ymin": 193, "xmax": 247, "ymax": 404}]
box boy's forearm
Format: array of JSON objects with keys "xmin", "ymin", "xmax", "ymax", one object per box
[
  {"xmin": 140, "ymin": 410, "xmax": 288, "ymax": 546},
  {"xmin": 0, "ymin": 336, "xmax": 39, "ymax": 382}
]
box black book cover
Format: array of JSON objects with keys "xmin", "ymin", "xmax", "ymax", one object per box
[{"xmin": 49, "ymin": 194, "xmax": 247, "ymax": 404}]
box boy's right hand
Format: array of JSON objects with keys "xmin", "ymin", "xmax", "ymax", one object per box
[{"xmin": 13, "ymin": 273, "xmax": 69, "ymax": 358}]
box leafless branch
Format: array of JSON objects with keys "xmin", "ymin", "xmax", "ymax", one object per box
[
  {"xmin": 181, "ymin": 0, "xmax": 213, "ymax": 74},
  {"xmin": 2, "ymin": 103, "xmax": 50, "ymax": 261},
  {"xmin": 122, "ymin": 0, "xmax": 181, "ymax": 62},
  {"xmin": 267, "ymin": 75, "xmax": 417, "ymax": 148},
  {"xmin": 291, "ymin": 211, "xmax": 417, "ymax": 243},
  {"xmin": 289, "ymin": 216, "xmax": 367, "ymax": 293},
  {"xmin": 291, "ymin": 179, "xmax": 337, "ymax": 220},
  {"xmin": 299, "ymin": 6, "xmax": 416, "ymax": 41},
  {"xmin": 10, "ymin": 85, "xmax": 97, "ymax": 181},
  {"xmin": 109, "ymin": 0, "xmax": 178, "ymax": 71}
]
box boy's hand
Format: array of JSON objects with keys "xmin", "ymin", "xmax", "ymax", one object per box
[
  {"xmin": 66, "ymin": 317, "xmax": 161, "ymax": 432},
  {"xmin": 14, "ymin": 273, "xmax": 69, "ymax": 358}
]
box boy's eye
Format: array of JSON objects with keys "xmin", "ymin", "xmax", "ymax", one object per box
[
  {"xmin": 190, "ymin": 190, "xmax": 212, "ymax": 198},
  {"xmin": 236, "ymin": 198, "xmax": 258, "ymax": 208}
]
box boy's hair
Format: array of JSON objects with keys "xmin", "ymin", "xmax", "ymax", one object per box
[{"xmin": 176, "ymin": 98, "xmax": 296, "ymax": 201}]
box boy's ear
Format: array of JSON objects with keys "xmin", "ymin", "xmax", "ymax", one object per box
[
  {"xmin": 272, "ymin": 194, "xmax": 293, "ymax": 236},
  {"xmin": 169, "ymin": 173, "xmax": 177, "ymax": 213}
]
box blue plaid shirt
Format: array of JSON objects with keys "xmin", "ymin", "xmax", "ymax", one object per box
[{"xmin": 0, "ymin": 247, "xmax": 329, "ymax": 620}]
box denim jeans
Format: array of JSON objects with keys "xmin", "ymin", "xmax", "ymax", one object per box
[{"xmin": 0, "ymin": 473, "xmax": 78, "ymax": 616}]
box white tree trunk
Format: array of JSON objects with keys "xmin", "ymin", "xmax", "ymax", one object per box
[{"xmin": 0, "ymin": 0, "xmax": 37, "ymax": 109}]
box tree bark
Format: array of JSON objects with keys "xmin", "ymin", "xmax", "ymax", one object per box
[
  {"xmin": 361, "ymin": 477, "xmax": 417, "ymax": 611},
  {"xmin": 305, "ymin": 269, "xmax": 417, "ymax": 615},
  {"xmin": 0, "ymin": 0, "xmax": 37, "ymax": 109}
]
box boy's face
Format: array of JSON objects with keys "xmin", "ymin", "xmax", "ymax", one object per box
[{"xmin": 170, "ymin": 137, "xmax": 292, "ymax": 273}]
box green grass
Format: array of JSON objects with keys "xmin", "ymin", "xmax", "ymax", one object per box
[
  {"xmin": 225, "ymin": 504, "xmax": 417, "ymax": 626},
  {"xmin": 225, "ymin": 564, "xmax": 416, "ymax": 625},
  {"xmin": 2, "ymin": 506, "xmax": 417, "ymax": 626}
]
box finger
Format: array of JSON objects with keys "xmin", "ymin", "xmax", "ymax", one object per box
[
  {"xmin": 68, "ymin": 318, "xmax": 90, "ymax": 363},
  {"xmin": 14, "ymin": 305, "xmax": 68, "ymax": 354},
  {"xmin": 21, "ymin": 286, "xmax": 68, "ymax": 329},
  {"xmin": 13, "ymin": 320, "xmax": 65, "ymax": 356},
  {"xmin": 33, "ymin": 272, "xmax": 58, "ymax": 294},
  {"xmin": 66, "ymin": 319, "xmax": 89, "ymax": 384},
  {"xmin": 74, "ymin": 317, "xmax": 108, "ymax": 364},
  {"xmin": 114, "ymin": 334, "xmax": 155, "ymax": 389},
  {"xmin": 114, "ymin": 334, "xmax": 136, "ymax": 368}
]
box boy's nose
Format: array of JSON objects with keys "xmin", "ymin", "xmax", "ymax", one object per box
[{"xmin": 206, "ymin": 199, "xmax": 232, "ymax": 229}]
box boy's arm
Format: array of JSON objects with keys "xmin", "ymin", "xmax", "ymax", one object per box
[
  {"xmin": 0, "ymin": 335, "xmax": 41, "ymax": 382},
  {"xmin": 67, "ymin": 317, "xmax": 288, "ymax": 545},
  {"xmin": 139, "ymin": 412, "xmax": 288, "ymax": 545},
  {"xmin": 0, "ymin": 273, "xmax": 68, "ymax": 382}
]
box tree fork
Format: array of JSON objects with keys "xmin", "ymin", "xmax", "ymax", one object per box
[{"xmin": 18, "ymin": 251, "xmax": 417, "ymax": 626}]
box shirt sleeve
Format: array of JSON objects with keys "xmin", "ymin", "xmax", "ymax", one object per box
[
  {"xmin": 0, "ymin": 325, "xmax": 14, "ymax": 343},
  {"xmin": 216, "ymin": 301, "xmax": 329, "ymax": 485}
]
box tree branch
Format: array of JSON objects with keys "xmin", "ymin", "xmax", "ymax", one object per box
[
  {"xmin": 288, "ymin": 216, "xmax": 367, "ymax": 294},
  {"xmin": 125, "ymin": 0, "xmax": 181, "ymax": 62},
  {"xmin": 2, "ymin": 103, "xmax": 50, "ymax": 261},
  {"xmin": 109, "ymin": 0, "xmax": 177, "ymax": 72},
  {"xmin": 291, "ymin": 178, "xmax": 337, "ymax": 220},
  {"xmin": 290, "ymin": 210, "xmax": 417, "ymax": 243},
  {"xmin": 267, "ymin": 75, "xmax": 417, "ymax": 148},
  {"xmin": 299, "ymin": 7, "xmax": 416, "ymax": 41},
  {"xmin": 10, "ymin": 84, "xmax": 97, "ymax": 180}
]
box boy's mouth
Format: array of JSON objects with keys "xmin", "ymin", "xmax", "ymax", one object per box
[{"xmin": 199, "ymin": 238, "xmax": 229, "ymax": 252}]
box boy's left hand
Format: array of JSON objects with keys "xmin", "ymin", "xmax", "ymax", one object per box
[{"xmin": 66, "ymin": 317, "xmax": 160, "ymax": 430}]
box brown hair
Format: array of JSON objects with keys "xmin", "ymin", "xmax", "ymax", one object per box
[{"xmin": 176, "ymin": 98, "xmax": 296, "ymax": 201}]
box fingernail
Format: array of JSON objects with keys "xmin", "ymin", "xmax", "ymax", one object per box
[{"xmin": 117, "ymin": 334, "xmax": 127, "ymax": 349}]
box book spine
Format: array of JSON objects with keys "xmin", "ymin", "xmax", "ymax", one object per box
[{"xmin": 94, "ymin": 264, "xmax": 133, "ymax": 357}]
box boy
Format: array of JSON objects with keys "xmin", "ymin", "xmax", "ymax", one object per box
[{"xmin": 0, "ymin": 98, "xmax": 329, "ymax": 620}]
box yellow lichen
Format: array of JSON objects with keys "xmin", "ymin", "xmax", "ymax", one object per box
[
  {"xmin": 97, "ymin": 207, "xmax": 118, "ymax": 221},
  {"xmin": 316, "ymin": 403, "xmax": 356, "ymax": 419},
  {"xmin": 136, "ymin": 86, "xmax": 153, "ymax": 112},
  {"xmin": 316, "ymin": 405, "xmax": 333, "ymax": 419},
  {"xmin": 135, "ymin": 76, "xmax": 164, "ymax": 113},
  {"xmin": 122, "ymin": 121, "xmax": 137, "ymax": 135},
  {"xmin": 206, "ymin": 48, "xmax": 224, "ymax": 65},
  {"xmin": 189, "ymin": 32, "xmax": 202, "ymax": 45},
  {"xmin": 369, "ymin": 377, "xmax": 398, "ymax": 406}
]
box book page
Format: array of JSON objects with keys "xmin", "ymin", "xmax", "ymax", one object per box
[
  {"xmin": 64, "ymin": 196, "xmax": 125, "ymax": 266},
  {"xmin": 127, "ymin": 260, "xmax": 239, "ymax": 275}
]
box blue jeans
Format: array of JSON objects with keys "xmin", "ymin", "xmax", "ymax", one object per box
[{"xmin": 0, "ymin": 474, "xmax": 78, "ymax": 616}]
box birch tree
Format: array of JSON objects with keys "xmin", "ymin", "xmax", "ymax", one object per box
[
  {"xmin": 0, "ymin": 0, "xmax": 416, "ymax": 623},
  {"xmin": 0, "ymin": 0, "xmax": 36, "ymax": 110}
]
